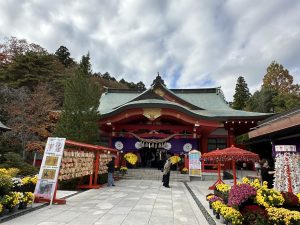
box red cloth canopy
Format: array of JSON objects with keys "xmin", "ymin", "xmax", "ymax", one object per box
[
  {"xmin": 202, "ymin": 145, "xmax": 260, "ymax": 187},
  {"xmin": 202, "ymin": 145, "xmax": 259, "ymax": 162}
]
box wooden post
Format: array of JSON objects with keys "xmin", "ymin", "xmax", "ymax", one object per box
[
  {"xmin": 287, "ymin": 165, "xmax": 293, "ymax": 193},
  {"xmin": 184, "ymin": 154, "xmax": 189, "ymax": 169},
  {"xmin": 94, "ymin": 150, "xmax": 100, "ymax": 185},
  {"xmin": 232, "ymin": 160, "xmax": 237, "ymax": 185},
  {"xmin": 209, "ymin": 161, "xmax": 224, "ymax": 190}
]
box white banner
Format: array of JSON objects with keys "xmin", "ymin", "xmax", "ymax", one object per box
[
  {"xmin": 275, "ymin": 145, "xmax": 297, "ymax": 153},
  {"xmin": 189, "ymin": 150, "xmax": 202, "ymax": 177},
  {"xmin": 34, "ymin": 137, "xmax": 66, "ymax": 203}
]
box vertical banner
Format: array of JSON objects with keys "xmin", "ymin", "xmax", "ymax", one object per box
[
  {"xmin": 189, "ymin": 150, "xmax": 202, "ymax": 177},
  {"xmin": 34, "ymin": 137, "xmax": 66, "ymax": 204}
]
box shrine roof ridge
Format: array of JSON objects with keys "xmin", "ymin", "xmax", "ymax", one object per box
[{"xmin": 104, "ymin": 87, "xmax": 220, "ymax": 94}]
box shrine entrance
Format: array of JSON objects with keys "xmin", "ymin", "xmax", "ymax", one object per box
[{"xmin": 139, "ymin": 148, "xmax": 169, "ymax": 169}]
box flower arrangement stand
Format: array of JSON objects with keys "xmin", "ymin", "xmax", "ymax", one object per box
[
  {"xmin": 209, "ymin": 161, "xmax": 224, "ymax": 190},
  {"xmin": 34, "ymin": 183, "xmax": 66, "ymax": 204}
]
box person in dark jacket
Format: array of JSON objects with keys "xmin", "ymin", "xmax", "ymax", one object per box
[
  {"xmin": 162, "ymin": 156, "xmax": 171, "ymax": 188},
  {"xmin": 261, "ymin": 159, "xmax": 275, "ymax": 189},
  {"xmin": 107, "ymin": 156, "xmax": 115, "ymax": 187}
]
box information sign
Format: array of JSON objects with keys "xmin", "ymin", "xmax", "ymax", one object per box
[
  {"xmin": 189, "ymin": 150, "xmax": 202, "ymax": 177},
  {"xmin": 34, "ymin": 137, "xmax": 66, "ymax": 205}
]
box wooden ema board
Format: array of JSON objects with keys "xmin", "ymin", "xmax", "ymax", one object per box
[{"xmin": 35, "ymin": 139, "xmax": 118, "ymax": 204}]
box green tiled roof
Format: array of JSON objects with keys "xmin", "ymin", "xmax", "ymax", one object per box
[{"xmin": 99, "ymin": 90, "xmax": 270, "ymax": 120}]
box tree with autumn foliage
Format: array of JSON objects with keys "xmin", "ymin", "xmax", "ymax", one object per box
[
  {"xmin": 262, "ymin": 61, "xmax": 300, "ymax": 112},
  {"xmin": 262, "ymin": 61, "xmax": 299, "ymax": 94},
  {"xmin": 0, "ymin": 84, "xmax": 57, "ymax": 158},
  {"xmin": 55, "ymin": 54, "xmax": 101, "ymax": 144},
  {"xmin": 232, "ymin": 76, "xmax": 251, "ymax": 110}
]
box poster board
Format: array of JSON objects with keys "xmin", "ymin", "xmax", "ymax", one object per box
[
  {"xmin": 34, "ymin": 137, "xmax": 66, "ymax": 205},
  {"xmin": 189, "ymin": 150, "xmax": 202, "ymax": 177}
]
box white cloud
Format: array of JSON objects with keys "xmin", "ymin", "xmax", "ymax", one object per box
[{"xmin": 1, "ymin": 0, "xmax": 300, "ymax": 101}]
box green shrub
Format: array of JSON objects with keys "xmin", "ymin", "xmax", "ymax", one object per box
[
  {"xmin": 0, "ymin": 169, "xmax": 13, "ymax": 196},
  {"xmin": 0, "ymin": 152, "xmax": 38, "ymax": 176}
]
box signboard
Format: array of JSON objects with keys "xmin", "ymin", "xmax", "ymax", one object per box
[
  {"xmin": 34, "ymin": 137, "xmax": 66, "ymax": 205},
  {"xmin": 189, "ymin": 150, "xmax": 202, "ymax": 177},
  {"xmin": 275, "ymin": 145, "xmax": 297, "ymax": 153}
]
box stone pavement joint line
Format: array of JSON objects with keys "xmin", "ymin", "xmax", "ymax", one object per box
[
  {"xmin": 1, "ymin": 180, "xmax": 210, "ymax": 225},
  {"xmin": 183, "ymin": 182, "xmax": 216, "ymax": 225}
]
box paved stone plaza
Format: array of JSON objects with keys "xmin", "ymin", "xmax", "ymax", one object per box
[{"xmin": 2, "ymin": 179, "xmax": 214, "ymax": 225}]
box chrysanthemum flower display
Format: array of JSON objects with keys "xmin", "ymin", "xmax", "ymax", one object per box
[
  {"xmin": 216, "ymin": 183, "xmax": 231, "ymax": 195},
  {"xmin": 249, "ymin": 178, "xmax": 261, "ymax": 189},
  {"xmin": 228, "ymin": 183, "xmax": 257, "ymax": 207},
  {"xmin": 181, "ymin": 167, "xmax": 188, "ymax": 174},
  {"xmin": 242, "ymin": 177, "xmax": 250, "ymax": 184},
  {"xmin": 1, "ymin": 191, "xmax": 21, "ymax": 209},
  {"xmin": 124, "ymin": 153, "xmax": 138, "ymax": 165},
  {"xmin": 170, "ymin": 156, "xmax": 181, "ymax": 165},
  {"xmin": 211, "ymin": 200, "xmax": 226, "ymax": 213},
  {"xmin": 208, "ymin": 195, "xmax": 224, "ymax": 203},
  {"xmin": 266, "ymin": 207, "xmax": 300, "ymax": 225},
  {"xmin": 255, "ymin": 186, "xmax": 284, "ymax": 208},
  {"xmin": 220, "ymin": 206, "xmax": 243, "ymax": 225}
]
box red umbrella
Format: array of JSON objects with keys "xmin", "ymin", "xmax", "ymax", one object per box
[{"xmin": 202, "ymin": 145, "xmax": 259, "ymax": 189}]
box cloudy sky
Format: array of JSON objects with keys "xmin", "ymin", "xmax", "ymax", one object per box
[{"xmin": 1, "ymin": 0, "xmax": 299, "ymax": 101}]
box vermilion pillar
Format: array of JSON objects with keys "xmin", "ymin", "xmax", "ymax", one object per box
[{"xmin": 201, "ymin": 135, "xmax": 208, "ymax": 153}]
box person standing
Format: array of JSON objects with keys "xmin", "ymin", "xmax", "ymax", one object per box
[
  {"xmin": 261, "ymin": 159, "xmax": 275, "ymax": 188},
  {"xmin": 162, "ymin": 156, "xmax": 171, "ymax": 188},
  {"xmin": 107, "ymin": 156, "xmax": 115, "ymax": 187},
  {"xmin": 254, "ymin": 161, "xmax": 261, "ymax": 176}
]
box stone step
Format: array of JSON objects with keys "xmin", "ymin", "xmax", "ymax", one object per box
[{"xmin": 119, "ymin": 168, "xmax": 190, "ymax": 182}]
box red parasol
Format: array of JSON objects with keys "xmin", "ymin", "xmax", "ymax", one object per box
[{"xmin": 202, "ymin": 145, "xmax": 259, "ymax": 189}]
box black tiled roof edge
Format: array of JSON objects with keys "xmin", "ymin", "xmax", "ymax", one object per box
[
  {"xmin": 183, "ymin": 182, "xmax": 216, "ymax": 225},
  {"xmin": 257, "ymin": 105, "xmax": 300, "ymax": 126}
]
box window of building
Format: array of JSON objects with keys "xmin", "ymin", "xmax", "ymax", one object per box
[{"xmin": 208, "ymin": 138, "xmax": 227, "ymax": 151}]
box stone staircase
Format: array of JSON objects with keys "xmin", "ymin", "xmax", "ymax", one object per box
[{"xmin": 120, "ymin": 168, "xmax": 190, "ymax": 182}]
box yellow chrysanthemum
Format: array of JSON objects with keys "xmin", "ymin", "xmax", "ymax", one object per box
[{"xmin": 124, "ymin": 153, "xmax": 138, "ymax": 165}]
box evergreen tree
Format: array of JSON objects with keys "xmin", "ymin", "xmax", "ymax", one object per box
[
  {"xmin": 55, "ymin": 55, "xmax": 100, "ymax": 144},
  {"xmin": 245, "ymin": 88, "xmax": 276, "ymax": 113},
  {"xmin": 79, "ymin": 53, "xmax": 92, "ymax": 75},
  {"xmin": 232, "ymin": 76, "xmax": 251, "ymax": 110},
  {"xmin": 55, "ymin": 46, "xmax": 75, "ymax": 68}
]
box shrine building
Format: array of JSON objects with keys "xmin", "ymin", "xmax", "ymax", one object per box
[{"xmin": 98, "ymin": 75, "xmax": 270, "ymax": 166}]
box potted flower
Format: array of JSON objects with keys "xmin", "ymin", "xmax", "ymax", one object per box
[
  {"xmin": 120, "ymin": 167, "xmax": 128, "ymax": 176},
  {"xmin": 266, "ymin": 207, "xmax": 300, "ymax": 225},
  {"xmin": 215, "ymin": 183, "xmax": 231, "ymax": 202},
  {"xmin": 281, "ymin": 192, "xmax": 299, "ymax": 209},
  {"xmin": 12, "ymin": 178, "xmax": 23, "ymax": 192},
  {"xmin": 220, "ymin": 206, "xmax": 243, "ymax": 225},
  {"xmin": 240, "ymin": 205, "xmax": 268, "ymax": 225},
  {"xmin": 21, "ymin": 175, "xmax": 37, "ymax": 192},
  {"xmin": 255, "ymin": 187, "xmax": 284, "ymax": 208},
  {"xmin": 0, "ymin": 203, "xmax": 3, "ymax": 216},
  {"xmin": 1, "ymin": 192, "xmax": 20, "ymax": 212},
  {"xmin": 181, "ymin": 167, "xmax": 188, "ymax": 174},
  {"xmin": 124, "ymin": 153, "xmax": 138, "ymax": 165},
  {"xmin": 211, "ymin": 200, "xmax": 226, "ymax": 219},
  {"xmin": 208, "ymin": 195, "xmax": 223, "ymax": 209},
  {"xmin": 228, "ymin": 183, "xmax": 256, "ymax": 208},
  {"xmin": 19, "ymin": 192, "xmax": 33, "ymax": 209}
]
